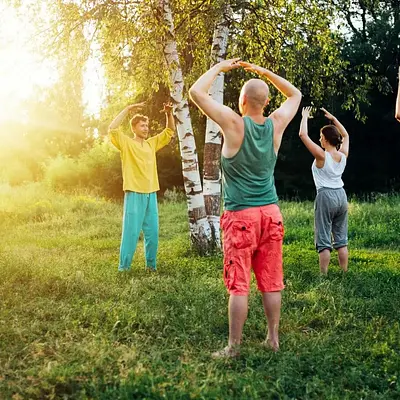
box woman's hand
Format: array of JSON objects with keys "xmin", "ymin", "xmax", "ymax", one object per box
[
  {"xmin": 320, "ymin": 107, "xmax": 336, "ymax": 121},
  {"xmin": 302, "ymin": 106, "xmax": 313, "ymax": 119}
]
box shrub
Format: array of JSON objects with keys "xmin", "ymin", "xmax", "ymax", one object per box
[
  {"xmin": 77, "ymin": 141, "xmax": 123, "ymax": 199},
  {"xmin": 163, "ymin": 187, "xmax": 186, "ymax": 203},
  {"xmin": 43, "ymin": 142, "xmax": 123, "ymax": 199},
  {"xmin": 0, "ymin": 161, "xmax": 34, "ymax": 186},
  {"xmin": 44, "ymin": 155, "xmax": 89, "ymax": 192}
]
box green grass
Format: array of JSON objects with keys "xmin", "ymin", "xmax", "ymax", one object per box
[{"xmin": 1, "ymin": 183, "xmax": 400, "ymax": 399}]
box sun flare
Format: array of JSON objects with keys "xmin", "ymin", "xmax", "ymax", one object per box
[{"xmin": 0, "ymin": 5, "xmax": 57, "ymax": 124}]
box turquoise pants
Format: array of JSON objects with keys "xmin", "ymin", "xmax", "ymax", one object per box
[{"xmin": 119, "ymin": 191, "xmax": 159, "ymax": 271}]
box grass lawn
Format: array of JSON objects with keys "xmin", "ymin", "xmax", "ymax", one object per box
[{"xmin": 1, "ymin": 184, "xmax": 400, "ymax": 399}]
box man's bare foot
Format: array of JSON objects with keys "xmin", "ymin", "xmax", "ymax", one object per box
[
  {"xmin": 211, "ymin": 345, "xmax": 240, "ymax": 359},
  {"xmin": 262, "ymin": 338, "xmax": 279, "ymax": 352}
]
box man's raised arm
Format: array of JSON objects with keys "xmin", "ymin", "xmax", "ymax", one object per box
[
  {"xmin": 189, "ymin": 59, "xmax": 244, "ymax": 146},
  {"xmin": 108, "ymin": 102, "xmax": 145, "ymax": 131},
  {"xmin": 162, "ymin": 103, "xmax": 175, "ymax": 133}
]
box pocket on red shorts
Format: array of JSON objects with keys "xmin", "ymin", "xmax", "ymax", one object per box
[
  {"xmin": 223, "ymin": 258, "xmax": 236, "ymax": 291},
  {"xmin": 230, "ymin": 221, "xmax": 254, "ymax": 249},
  {"xmin": 269, "ymin": 216, "xmax": 284, "ymax": 241}
]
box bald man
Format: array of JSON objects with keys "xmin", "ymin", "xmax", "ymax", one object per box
[{"xmin": 189, "ymin": 59, "xmax": 301, "ymax": 357}]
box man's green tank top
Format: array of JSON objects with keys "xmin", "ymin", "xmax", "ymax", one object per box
[{"xmin": 221, "ymin": 116, "xmax": 278, "ymax": 211}]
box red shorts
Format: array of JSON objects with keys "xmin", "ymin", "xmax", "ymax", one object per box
[{"xmin": 221, "ymin": 204, "xmax": 285, "ymax": 296}]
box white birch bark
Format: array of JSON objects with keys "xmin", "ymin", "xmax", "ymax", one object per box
[
  {"xmin": 159, "ymin": 0, "xmax": 212, "ymax": 253},
  {"xmin": 203, "ymin": 3, "xmax": 232, "ymax": 249}
]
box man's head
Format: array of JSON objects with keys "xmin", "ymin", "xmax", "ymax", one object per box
[
  {"xmin": 130, "ymin": 114, "xmax": 149, "ymax": 139},
  {"xmin": 239, "ymin": 79, "xmax": 270, "ymax": 115}
]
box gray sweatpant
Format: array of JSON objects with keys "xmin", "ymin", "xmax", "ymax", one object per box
[{"xmin": 314, "ymin": 187, "xmax": 348, "ymax": 253}]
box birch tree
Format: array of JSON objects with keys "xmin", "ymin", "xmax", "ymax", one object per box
[
  {"xmin": 158, "ymin": 0, "xmax": 212, "ymax": 254},
  {"xmin": 203, "ymin": 3, "xmax": 232, "ymax": 250}
]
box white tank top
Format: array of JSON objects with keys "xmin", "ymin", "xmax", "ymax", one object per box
[{"xmin": 312, "ymin": 151, "xmax": 346, "ymax": 190}]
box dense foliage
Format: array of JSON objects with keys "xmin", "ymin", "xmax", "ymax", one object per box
[{"xmin": 1, "ymin": 0, "xmax": 399, "ymax": 198}]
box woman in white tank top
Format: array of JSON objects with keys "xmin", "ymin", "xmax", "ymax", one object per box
[{"xmin": 299, "ymin": 107, "xmax": 350, "ymax": 275}]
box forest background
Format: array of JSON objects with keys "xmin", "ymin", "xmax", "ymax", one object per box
[{"xmin": 0, "ymin": 0, "xmax": 399, "ymax": 200}]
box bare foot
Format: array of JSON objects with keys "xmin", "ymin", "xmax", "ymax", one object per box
[
  {"xmin": 211, "ymin": 346, "xmax": 240, "ymax": 359},
  {"xmin": 262, "ymin": 339, "xmax": 279, "ymax": 352}
]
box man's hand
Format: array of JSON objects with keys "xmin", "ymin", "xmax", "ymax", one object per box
[
  {"xmin": 127, "ymin": 102, "xmax": 146, "ymax": 112},
  {"xmin": 160, "ymin": 102, "xmax": 174, "ymax": 114},
  {"xmin": 161, "ymin": 102, "xmax": 175, "ymax": 132},
  {"xmin": 302, "ymin": 106, "xmax": 314, "ymax": 119},
  {"xmin": 320, "ymin": 107, "xmax": 336, "ymax": 121},
  {"xmin": 238, "ymin": 61, "xmax": 267, "ymax": 76},
  {"xmin": 214, "ymin": 58, "xmax": 241, "ymax": 73}
]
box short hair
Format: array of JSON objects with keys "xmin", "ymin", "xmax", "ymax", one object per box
[
  {"xmin": 321, "ymin": 125, "xmax": 343, "ymax": 150},
  {"xmin": 130, "ymin": 114, "xmax": 148, "ymax": 128},
  {"xmin": 242, "ymin": 79, "xmax": 270, "ymax": 108}
]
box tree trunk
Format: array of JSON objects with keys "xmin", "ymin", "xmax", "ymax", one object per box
[
  {"xmin": 159, "ymin": 0, "xmax": 212, "ymax": 254},
  {"xmin": 203, "ymin": 3, "xmax": 231, "ymax": 250}
]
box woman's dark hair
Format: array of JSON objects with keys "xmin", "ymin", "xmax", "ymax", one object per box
[{"xmin": 320, "ymin": 125, "xmax": 343, "ymax": 150}]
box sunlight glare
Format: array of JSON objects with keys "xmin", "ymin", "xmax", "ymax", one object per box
[{"xmin": 0, "ymin": 5, "xmax": 58, "ymax": 124}]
